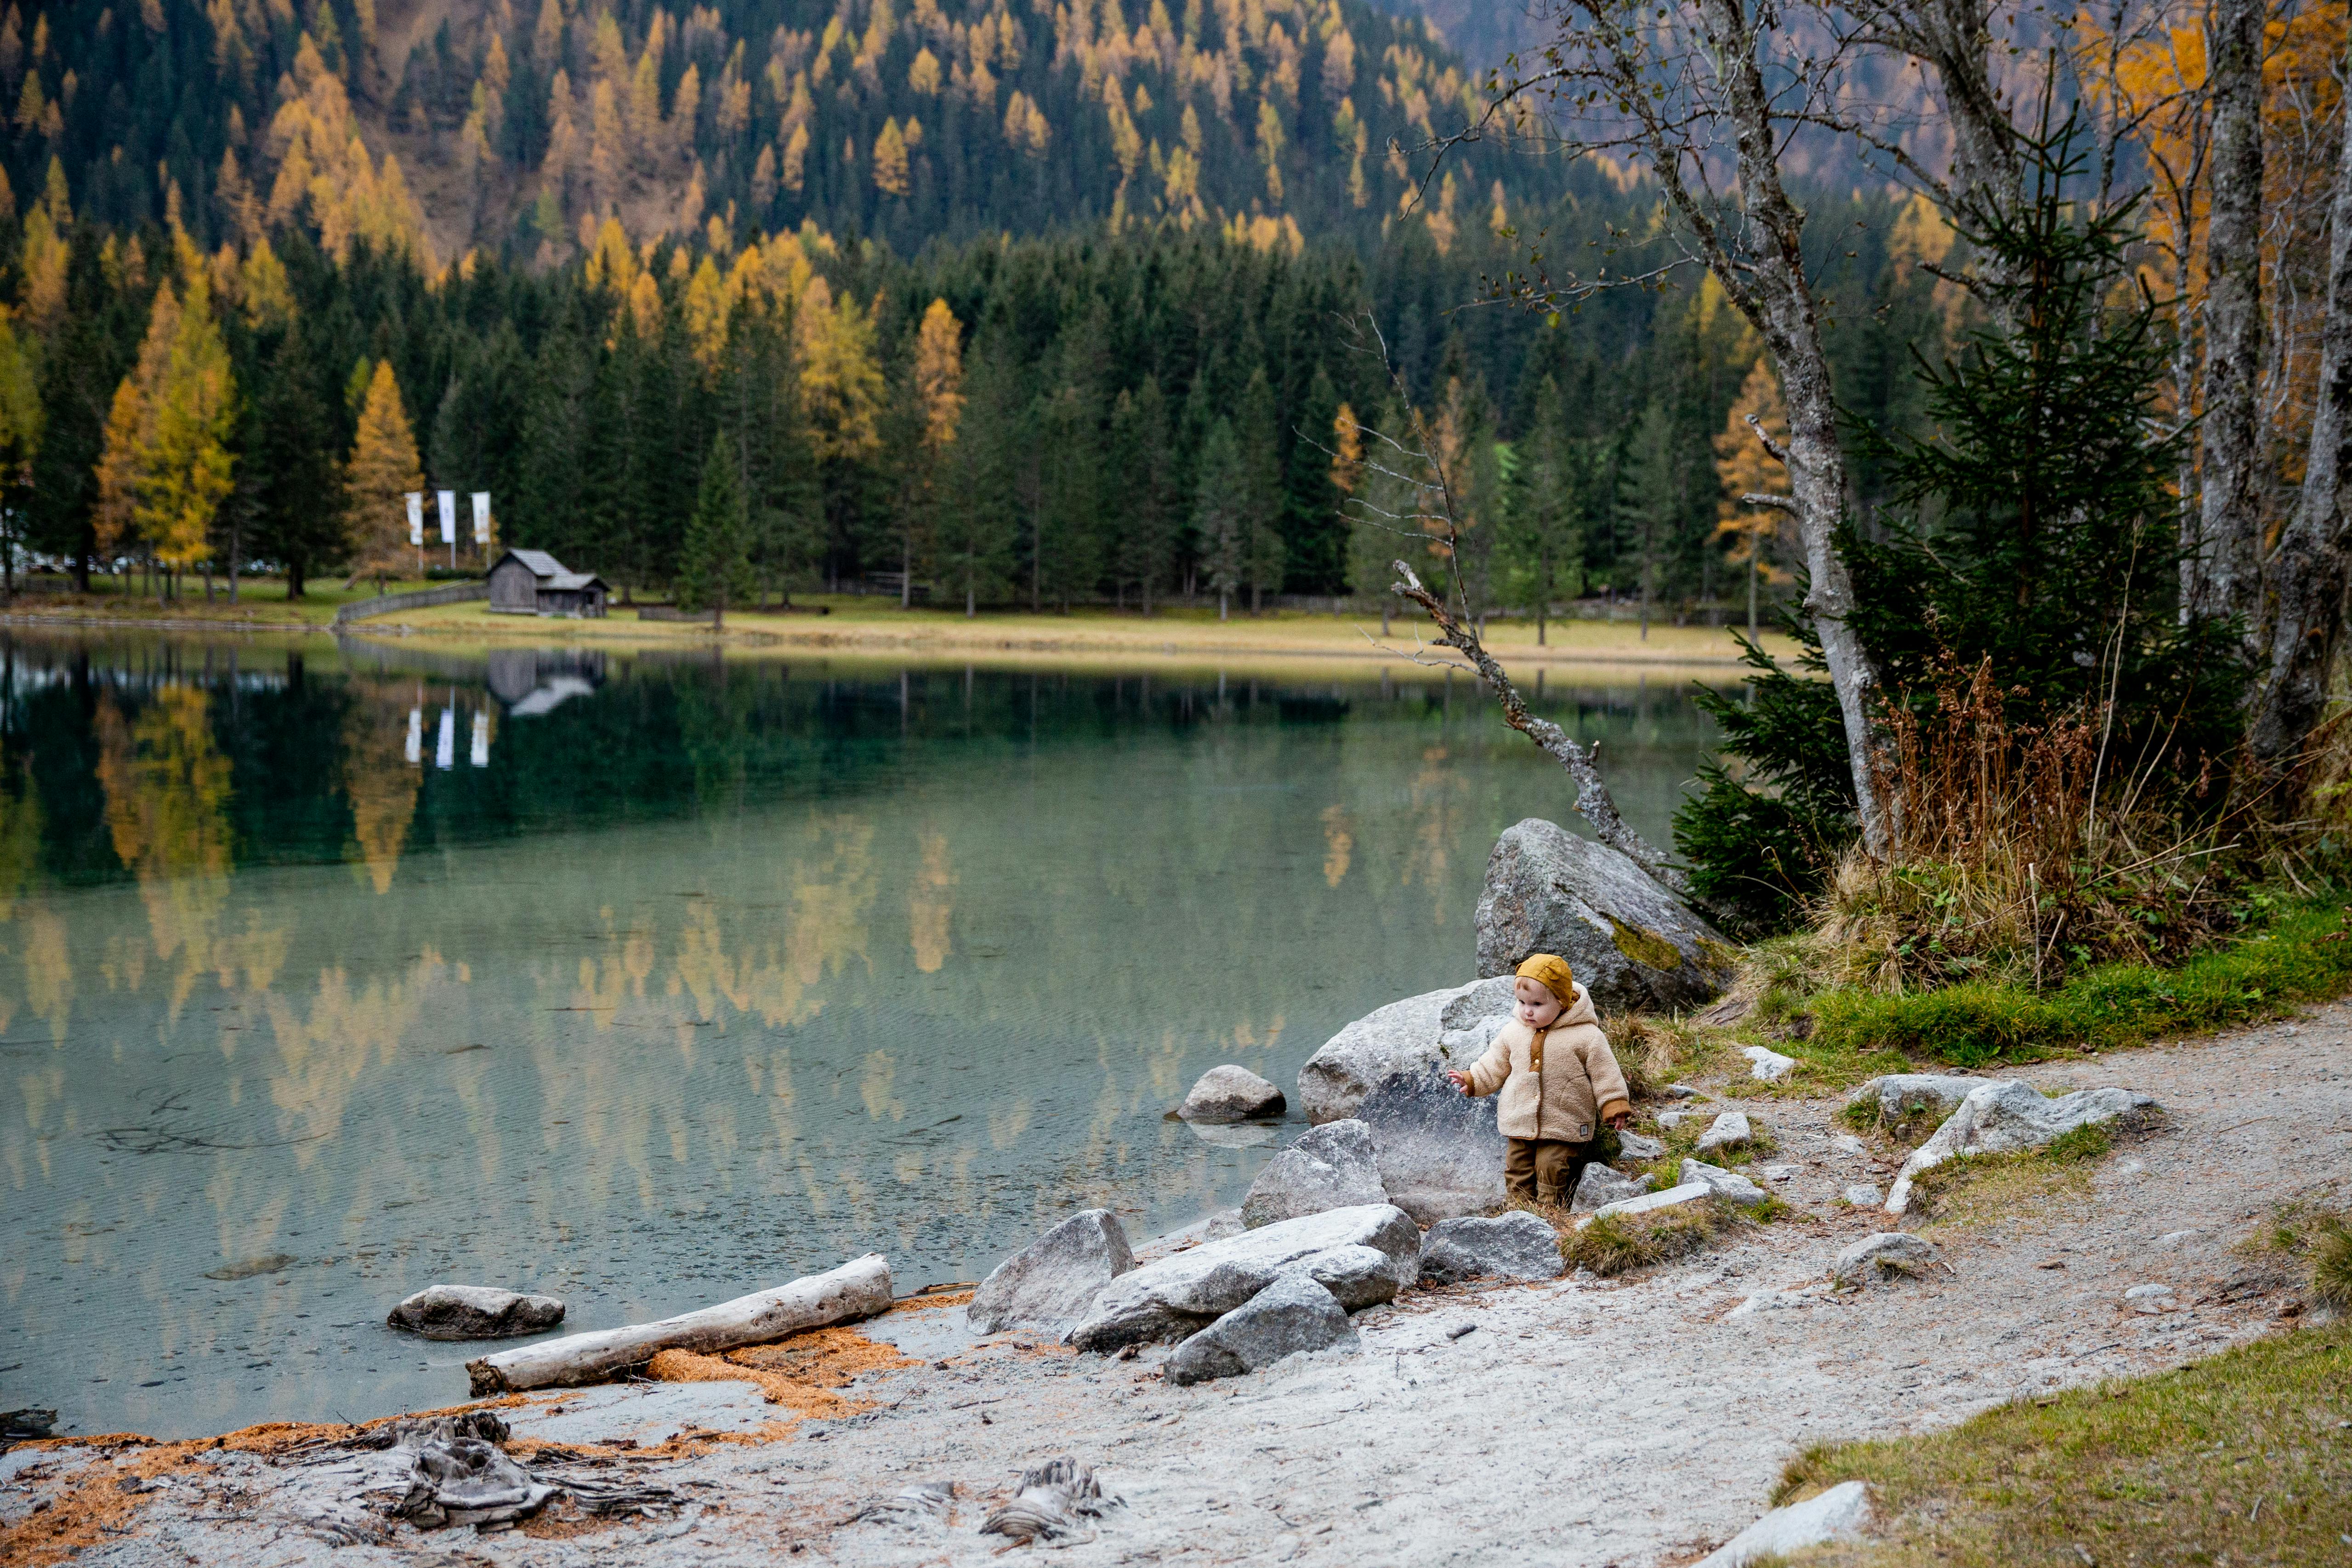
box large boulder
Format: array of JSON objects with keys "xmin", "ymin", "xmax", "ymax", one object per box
[
  {"xmin": 969, "ymin": 1210, "xmax": 1136, "ymax": 1334},
  {"xmin": 1241, "ymin": 1120, "xmax": 1386, "ymax": 1228},
  {"xmin": 1473, "ymin": 818, "xmax": 1734, "ymax": 1012},
  {"xmin": 1417, "ymin": 1212, "xmax": 1566, "ymax": 1285},
  {"xmin": 1350, "ymin": 1068, "xmax": 1507, "ymax": 1224},
  {"xmin": 1067, "ymin": 1204, "xmax": 1420, "ymax": 1352},
  {"xmin": 1177, "ymin": 1065, "xmax": 1286, "ymax": 1123},
  {"xmin": 1296, "ymin": 979, "xmax": 1515, "ymax": 1124},
  {"xmin": 386, "ymin": 1286, "xmax": 565, "ymax": 1341},
  {"xmin": 1164, "ymin": 1273, "xmax": 1357, "ymax": 1386},
  {"xmin": 1284, "ymin": 1244, "xmax": 1409, "ymax": 1311},
  {"xmin": 1886, "ymin": 1081, "xmax": 2160, "ymax": 1213}
]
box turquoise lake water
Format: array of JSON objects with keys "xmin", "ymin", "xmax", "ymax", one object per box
[{"xmin": 0, "ymin": 631, "xmax": 1725, "ymax": 1438}]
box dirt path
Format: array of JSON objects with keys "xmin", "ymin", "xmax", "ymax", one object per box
[{"xmin": 6, "ymin": 1007, "xmax": 2342, "ymax": 1568}]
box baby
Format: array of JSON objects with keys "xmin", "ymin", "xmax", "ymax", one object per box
[{"xmin": 1446, "ymin": 953, "xmax": 1633, "ymax": 1206}]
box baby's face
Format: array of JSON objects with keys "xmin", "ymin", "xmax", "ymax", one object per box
[{"xmin": 1514, "ymin": 976, "xmax": 1565, "ymax": 1028}]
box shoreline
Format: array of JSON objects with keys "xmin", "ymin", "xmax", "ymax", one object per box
[
  {"xmin": 4, "ymin": 1006, "xmax": 2337, "ymax": 1566},
  {"xmin": 0, "ymin": 599, "xmax": 1798, "ymax": 678}
]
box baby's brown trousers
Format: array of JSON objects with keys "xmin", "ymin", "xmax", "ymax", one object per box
[{"xmin": 1505, "ymin": 1136, "xmax": 1596, "ymax": 1206}]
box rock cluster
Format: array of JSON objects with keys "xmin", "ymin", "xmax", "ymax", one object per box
[
  {"xmin": 386, "ymin": 1286, "xmax": 565, "ymax": 1341},
  {"xmin": 1886, "ymin": 1080, "xmax": 2160, "ymax": 1213}
]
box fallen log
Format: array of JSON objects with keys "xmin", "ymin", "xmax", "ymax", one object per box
[{"xmin": 465, "ymin": 1254, "xmax": 893, "ymax": 1395}]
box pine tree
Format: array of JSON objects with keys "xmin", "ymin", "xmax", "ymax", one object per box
[
  {"xmin": 344, "ymin": 359, "xmax": 425, "ymax": 589},
  {"xmin": 0, "ymin": 311, "xmax": 43, "ymax": 595},
  {"xmin": 1194, "ymin": 416, "xmax": 1247, "ymax": 621},
  {"xmin": 935, "ymin": 333, "xmax": 1023, "ymax": 616},
  {"xmin": 890, "ymin": 296, "xmax": 964, "ymax": 605},
  {"xmin": 1496, "ymin": 377, "xmax": 1584, "ymax": 645},
  {"xmin": 1235, "ymin": 369, "xmax": 1284, "ymax": 612},
  {"xmin": 677, "ymin": 430, "xmax": 755, "ymax": 626},
  {"xmin": 241, "ymin": 318, "xmax": 347, "ymax": 599},
  {"xmin": 1109, "ymin": 376, "xmax": 1177, "ymax": 612},
  {"xmin": 1617, "ymin": 401, "xmax": 1678, "ymax": 638}
]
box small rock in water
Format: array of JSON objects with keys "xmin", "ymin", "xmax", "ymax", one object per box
[
  {"xmin": 1164, "ymin": 1273, "xmax": 1356, "ymax": 1386},
  {"xmin": 386, "ymin": 1286, "xmax": 565, "ymax": 1341},
  {"xmin": 1176, "ymin": 1064, "xmax": 1286, "ymax": 1124},
  {"xmin": 1614, "ymin": 1130, "xmax": 1665, "ymax": 1160},
  {"xmin": 1417, "ymin": 1212, "xmax": 1565, "ymax": 1285},
  {"xmin": 1842, "ymin": 1184, "xmax": 1884, "ymax": 1207},
  {"xmin": 969, "ymin": 1209, "xmax": 1136, "ymax": 1335},
  {"xmin": 1570, "ymin": 1162, "xmax": 1646, "ymax": 1214},
  {"xmin": 1693, "ymin": 1111, "xmax": 1754, "ymax": 1154},
  {"xmin": 1829, "ymin": 1233, "xmax": 1942, "ymax": 1289},
  {"xmin": 1678, "ymin": 1159, "xmax": 1767, "ymax": 1208},
  {"xmin": 1240, "ymin": 1119, "xmax": 1386, "ymax": 1228},
  {"xmin": 1742, "ymin": 1046, "xmax": 1798, "ymax": 1082}
]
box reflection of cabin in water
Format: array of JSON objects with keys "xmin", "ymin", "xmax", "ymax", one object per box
[
  {"xmin": 485, "ymin": 649, "xmax": 607, "ymax": 716},
  {"xmin": 487, "ymin": 549, "xmax": 610, "ymax": 617}
]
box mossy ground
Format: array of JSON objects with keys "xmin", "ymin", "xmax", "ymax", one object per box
[{"xmin": 1764, "ymin": 1321, "xmax": 2352, "ymax": 1567}]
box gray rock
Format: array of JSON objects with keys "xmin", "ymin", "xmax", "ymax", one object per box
[
  {"xmin": 386, "ymin": 1286, "xmax": 565, "ymax": 1341},
  {"xmin": 1657, "ymin": 1109, "xmax": 1698, "ymax": 1131},
  {"xmin": 1842, "ymin": 1183, "xmax": 1884, "ymax": 1207},
  {"xmin": 1742, "ymin": 1045, "xmax": 1798, "ymax": 1081},
  {"xmin": 1241, "ymin": 1120, "xmax": 1386, "ymax": 1228},
  {"xmin": 1350, "ymin": 1068, "xmax": 1506, "ymax": 1223},
  {"xmin": 1581, "ymin": 1182, "xmax": 1710, "ymax": 1226},
  {"xmin": 1283, "ymin": 1243, "xmax": 1409, "ymax": 1311},
  {"xmin": 1693, "ymin": 1111, "xmax": 1754, "ymax": 1154},
  {"xmin": 1829, "ymin": 1133, "xmax": 1869, "ymax": 1158},
  {"xmin": 1678, "ymin": 1158, "xmax": 1768, "ymax": 1207},
  {"xmin": 1694, "ymin": 1481, "xmax": 1873, "ymax": 1568},
  {"xmin": 1570, "ymin": 1163, "xmax": 1647, "ymax": 1213},
  {"xmin": 1068, "ymin": 1204, "xmax": 1421, "ymax": 1352},
  {"xmin": 1438, "ymin": 1009, "xmax": 1512, "ymax": 1063},
  {"xmin": 1473, "ymin": 818, "xmax": 1734, "ymax": 1012},
  {"xmin": 1886, "ymin": 1081, "xmax": 2160, "ymax": 1213},
  {"xmin": 1664, "ymin": 1082, "xmax": 1699, "ymax": 1099},
  {"xmin": 1296, "ymin": 979, "xmax": 1514, "ymax": 1124},
  {"xmin": 1845, "ymin": 1074, "xmax": 1982, "ymax": 1136},
  {"xmin": 1417, "ymin": 1212, "xmax": 1565, "ymax": 1284},
  {"xmin": 1829, "ymin": 1233, "xmax": 1943, "ymax": 1288},
  {"xmin": 1761, "ymin": 1163, "xmax": 1799, "ymax": 1182},
  {"xmin": 2125, "ymin": 1283, "xmax": 2177, "ymax": 1314},
  {"xmin": 1177, "ymin": 1064, "xmax": 1286, "ymax": 1124},
  {"xmin": 1164, "ymin": 1273, "xmax": 1357, "ymax": 1386},
  {"xmin": 1615, "ymin": 1130, "xmax": 1665, "ymax": 1160},
  {"xmin": 969, "ymin": 1209, "xmax": 1136, "ymax": 1334},
  {"xmin": 1133, "ymin": 1209, "xmax": 1244, "ymax": 1265}
]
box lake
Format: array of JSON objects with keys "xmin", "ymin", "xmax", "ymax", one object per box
[{"xmin": 0, "ymin": 630, "xmax": 1727, "ymax": 1438}]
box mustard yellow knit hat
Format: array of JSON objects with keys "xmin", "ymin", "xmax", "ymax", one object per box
[{"xmin": 1514, "ymin": 953, "xmax": 1575, "ymax": 1005}]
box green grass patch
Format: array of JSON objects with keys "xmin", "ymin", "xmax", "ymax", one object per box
[
  {"xmin": 1900, "ymin": 1124, "xmax": 2115, "ymax": 1228},
  {"xmin": 1808, "ymin": 897, "xmax": 2352, "ymax": 1066},
  {"xmin": 1769, "ymin": 1322, "xmax": 2352, "ymax": 1567},
  {"xmin": 2245, "ymin": 1199, "xmax": 2352, "ymax": 1314}
]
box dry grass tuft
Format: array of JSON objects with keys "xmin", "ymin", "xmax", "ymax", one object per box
[{"xmin": 1556, "ymin": 1195, "xmax": 1753, "ymax": 1277}]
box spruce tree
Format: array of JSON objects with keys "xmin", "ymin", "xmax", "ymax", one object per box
[
  {"xmin": 1194, "ymin": 417, "xmax": 1247, "ymax": 621},
  {"xmin": 241, "ymin": 319, "xmax": 347, "ymax": 599},
  {"xmin": 677, "ymin": 430, "xmax": 754, "ymax": 626},
  {"xmin": 1495, "ymin": 377, "xmax": 1585, "ymax": 645}
]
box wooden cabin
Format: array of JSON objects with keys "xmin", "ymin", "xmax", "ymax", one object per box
[{"xmin": 487, "ymin": 549, "xmax": 609, "ymax": 617}]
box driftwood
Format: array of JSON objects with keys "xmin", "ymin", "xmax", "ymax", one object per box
[{"xmin": 465, "ymin": 1254, "xmax": 893, "ymax": 1394}]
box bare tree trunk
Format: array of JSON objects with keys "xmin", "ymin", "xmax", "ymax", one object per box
[
  {"xmin": 1392, "ymin": 562, "xmax": 1691, "ymax": 895},
  {"xmin": 2188, "ymin": 0, "xmax": 2267, "ymax": 645},
  {"xmin": 2249, "ymin": 115, "xmax": 2352, "ymax": 766},
  {"xmin": 1687, "ymin": 0, "xmax": 1892, "ymax": 854}
]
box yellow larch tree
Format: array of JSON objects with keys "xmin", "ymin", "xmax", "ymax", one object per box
[
  {"xmin": 343, "ymin": 360, "xmax": 425, "ymax": 588},
  {"xmin": 912, "ymin": 297, "xmax": 965, "ymax": 452},
  {"xmin": 795, "ymin": 274, "xmax": 884, "ymax": 464},
  {"xmin": 1711, "ymin": 357, "xmax": 1793, "ymax": 638},
  {"xmin": 136, "ymin": 273, "xmax": 239, "ymax": 584}
]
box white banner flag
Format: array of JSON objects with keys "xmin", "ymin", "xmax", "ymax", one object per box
[
  {"xmin": 406, "ymin": 493, "xmax": 424, "ymax": 546},
  {"xmin": 404, "ymin": 708, "xmax": 422, "ymax": 765},
  {"xmin": 470, "ymin": 710, "xmax": 491, "ymax": 768},
  {"xmin": 436, "ymin": 491, "xmax": 457, "ymax": 545},
  {"xmin": 435, "ymin": 707, "xmax": 456, "ymax": 770},
  {"xmin": 471, "ymin": 492, "xmax": 492, "ymax": 545}
]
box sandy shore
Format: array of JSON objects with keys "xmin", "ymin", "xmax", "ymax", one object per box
[{"xmin": 4, "ymin": 1007, "xmax": 2337, "ymax": 1568}]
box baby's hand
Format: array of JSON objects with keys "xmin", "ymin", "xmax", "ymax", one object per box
[
  {"xmin": 1606, "ymin": 1111, "xmax": 1634, "ymax": 1131},
  {"xmin": 1444, "ymin": 1071, "xmax": 1471, "ymax": 1093}
]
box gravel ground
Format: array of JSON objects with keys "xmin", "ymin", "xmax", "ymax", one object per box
[{"xmin": 5, "ymin": 1006, "xmax": 2344, "ymax": 1568}]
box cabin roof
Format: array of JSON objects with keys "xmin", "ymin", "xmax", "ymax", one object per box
[{"xmin": 499, "ymin": 548, "xmax": 568, "ymax": 580}]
